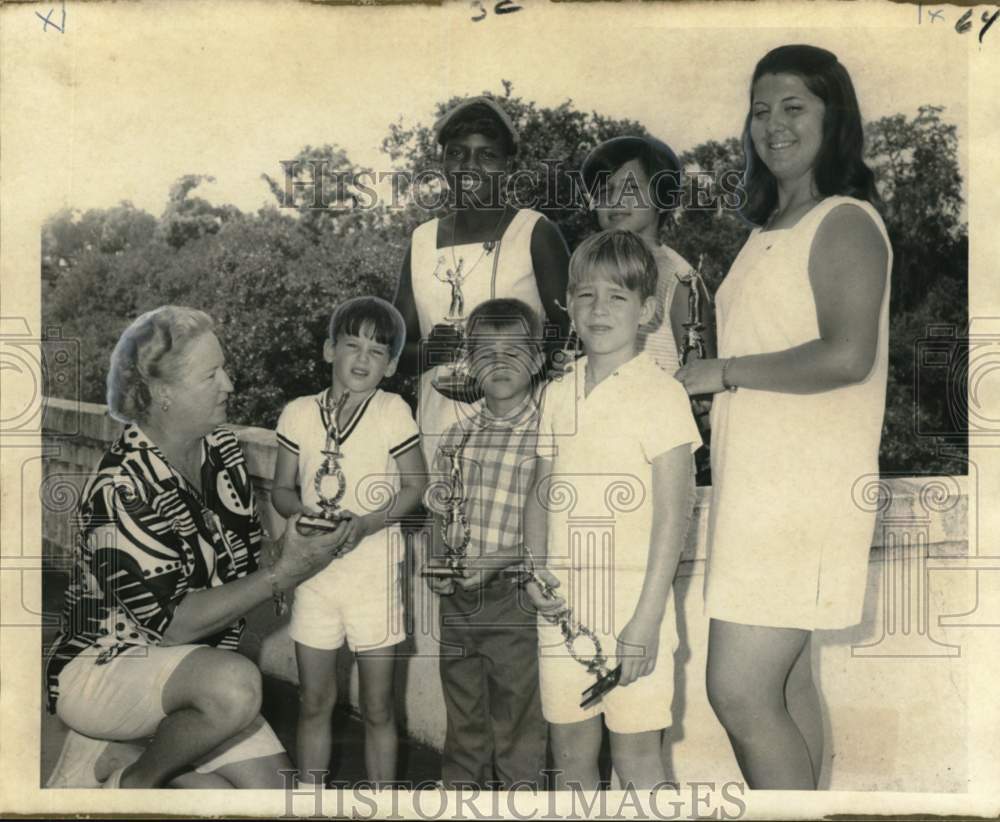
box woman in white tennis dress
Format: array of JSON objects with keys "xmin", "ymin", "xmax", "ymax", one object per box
[{"xmin": 674, "ymin": 45, "xmax": 892, "ymax": 790}]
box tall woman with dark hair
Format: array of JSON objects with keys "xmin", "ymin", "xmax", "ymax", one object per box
[{"xmin": 674, "ymin": 45, "xmax": 892, "ymax": 789}]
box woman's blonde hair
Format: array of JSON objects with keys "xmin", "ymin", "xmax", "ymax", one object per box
[{"xmin": 107, "ymin": 305, "xmax": 214, "ymax": 423}]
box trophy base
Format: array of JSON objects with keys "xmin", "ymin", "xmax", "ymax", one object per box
[
  {"xmin": 421, "ymin": 564, "xmax": 465, "ymax": 579},
  {"xmin": 580, "ymin": 665, "xmax": 622, "ymax": 709},
  {"xmin": 431, "ymin": 372, "xmax": 482, "ymax": 404},
  {"xmin": 296, "ymin": 514, "xmax": 348, "ymax": 535}
]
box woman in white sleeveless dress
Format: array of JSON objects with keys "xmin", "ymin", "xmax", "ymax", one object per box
[
  {"xmin": 674, "ymin": 45, "xmax": 892, "ymax": 789},
  {"xmin": 392, "ymin": 97, "xmax": 570, "ymax": 468}
]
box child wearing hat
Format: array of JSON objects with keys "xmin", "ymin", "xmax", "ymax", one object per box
[
  {"xmin": 581, "ymin": 135, "xmax": 716, "ymax": 373},
  {"xmin": 391, "ymin": 95, "xmax": 572, "ymax": 470}
]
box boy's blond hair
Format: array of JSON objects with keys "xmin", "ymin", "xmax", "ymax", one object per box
[{"xmin": 568, "ymin": 230, "xmax": 658, "ymax": 301}]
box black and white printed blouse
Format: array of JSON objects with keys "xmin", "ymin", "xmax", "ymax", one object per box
[{"xmin": 45, "ymin": 424, "xmax": 262, "ymax": 713}]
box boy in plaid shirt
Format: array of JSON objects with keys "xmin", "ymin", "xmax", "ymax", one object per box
[{"xmin": 424, "ymin": 298, "xmax": 547, "ymax": 789}]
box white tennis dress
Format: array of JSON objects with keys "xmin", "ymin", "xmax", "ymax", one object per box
[
  {"xmin": 704, "ymin": 196, "xmax": 892, "ymax": 630},
  {"xmin": 410, "ymin": 208, "xmax": 546, "ymax": 468}
]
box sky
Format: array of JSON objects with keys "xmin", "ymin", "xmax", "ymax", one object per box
[{"xmin": 2, "ymin": 1, "xmax": 970, "ymax": 219}]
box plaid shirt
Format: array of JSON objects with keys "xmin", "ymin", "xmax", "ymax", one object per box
[{"xmin": 427, "ymin": 392, "xmax": 541, "ymax": 561}]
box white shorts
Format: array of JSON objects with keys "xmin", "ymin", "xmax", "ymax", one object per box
[
  {"xmin": 537, "ymin": 619, "xmax": 677, "ymax": 735},
  {"xmin": 289, "ymin": 560, "xmax": 405, "ymax": 653},
  {"xmin": 55, "ymin": 644, "xmax": 285, "ymax": 774}
]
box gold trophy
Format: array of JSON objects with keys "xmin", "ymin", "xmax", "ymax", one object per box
[
  {"xmin": 507, "ymin": 548, "xmax": 622, "ymax": 709},
  {"xmin": 296, "ymin": 389, "xmax": 351, "ymax": 538},
  {"xmin": 675, "ymin": 254, "xmax": 712, "ymax": 366},
  {"xmin": 422, "ymin": 434, "xmax": 472, "ymax": 579},
  {"xmin": 430, "ymin": 256, "xmax": 478, "ymax": 402}
]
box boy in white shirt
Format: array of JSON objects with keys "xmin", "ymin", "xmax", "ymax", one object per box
[
  {"xmin": 272, "ymin": 297, "xmax": 428, "ymax": 786},
  {"xmin": 523, "ymin": 230, "xmax": 701, "ymax": 789}
]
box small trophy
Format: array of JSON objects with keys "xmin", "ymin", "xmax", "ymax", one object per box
[
  {"xmin": 507, "ymin": 548, "xmax": 622, "ymax": 709},
  {"xmin": 296, "ymin": 389, "xmax": 351, "ymax": 538},
  {"xmin": 675, "ymin": 254, "xmax": 712, "ymax": 366},
  {"xmin": 430, "ymin": 256, "xmax": 478, "ymax": 402},
  {"xmin": 551, "ymin": 298, "xmax": 580, "ymax": 380},
  {"xmin": 422, "ymin": 438, "xmax": 472, "ymax": 579}
]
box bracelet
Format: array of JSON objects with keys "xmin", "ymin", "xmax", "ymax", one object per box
[
  {"xmin": 721, "ymin": 358, "xmax": 738, "ymax": 393},
  {"xmin": 267, "ymin": 565, "xmax": 288, "ymax": 616}
]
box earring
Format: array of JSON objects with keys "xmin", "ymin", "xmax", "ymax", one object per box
[{"xmin": 161, "ymin": 401, "xmax": 170, "ymax": 412}]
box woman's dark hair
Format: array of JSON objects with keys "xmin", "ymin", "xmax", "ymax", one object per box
[
  {"xmin": 581, "ymin": 136, "xmax": 683, "ymax": 229},
  {"xmin": 438, "ymin": 104, "xmax": 516, "ymax": 157},
  {"xmin": 741, "ymin": 44, "xmax": 880, "ymax": 225},
  {"xmin": 329, "ymin": 296, "xmax": 406, "ymax": 361}
]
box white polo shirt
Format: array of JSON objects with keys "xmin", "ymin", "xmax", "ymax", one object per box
[
  {"xmin": 537, "ymin": 353, "xmax": 701, "ymax": 633},
  {"xmin": 276, "ymin": 388, "xmax": 420, "ymax": 582}
]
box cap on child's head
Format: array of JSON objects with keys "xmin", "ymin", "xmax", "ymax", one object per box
[
  {"xmin": 581, "ymin": 135, "xmax": 683, "ymax": 220},
  {"xmin": 466, "ymin": 298, "xmax": 542, "ymax": 347},
  {"xmin": 568, "ymin": 230, "xmax": 659, "ymax": 301},
  {"xmin": 434, "ymin": 96, "xmax": 519, "ymax": 156},
  {"xmin": 328, "ymin": 296, "xmax": 406, "ymax": 361}
]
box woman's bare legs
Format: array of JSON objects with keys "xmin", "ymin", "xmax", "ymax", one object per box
[
  {"xmin": 168, "ymin": 771, "xmax": 236, "ymax": 789},
  {"xmin": 785, "ymin": 639, "xmax": 823, "ymax": 784},
  {"xmin": 117, "ymin": 647, "xmax": 264, "ymax": 788},
  {"xmin": 706, "ymin": 619, "xmax": 817, "ymax": 790},
  {"xmin": 213, "ymin": 751, "xmax": 294, "ymax": 789}
]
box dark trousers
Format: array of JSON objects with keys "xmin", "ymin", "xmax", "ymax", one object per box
[{"xmin": 438, "ymin": 578, "xmax": 547, "ymax": 789}]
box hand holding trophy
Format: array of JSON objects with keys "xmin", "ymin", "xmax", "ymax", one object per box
[
  {"xmin": 507, "ymin": 548, "xmax": 622, "ymax": 709},
  {"xmin": 674, "ymin": 254, "xmax": 713, "ymax": 367},
  {"xmin": 423, "ymin": 432, "xmax": 473, "ymax": 579},
  {"xmin": 296, "ymin": 389, "xmax": 353, "ymax": 546},
  {"xmin": 430, "ymin": 256, "xmax": 480, "ymax": 402}
]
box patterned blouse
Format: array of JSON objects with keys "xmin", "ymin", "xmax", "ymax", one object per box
[{"xmin": 45, "ymin": 424, "xmax": 262, "ymax": 712}]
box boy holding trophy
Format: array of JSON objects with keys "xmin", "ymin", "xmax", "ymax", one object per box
[
  {"xmin": 424, "ymin": 298, "xmax": 548, "ymax": 789},
  {"xmin": 271, "ymin": 297, "xmax": 428, "ymax": 786},
  {"xmin": 523, "ymin": 231, "xmax": 701, "ymax": 789}
]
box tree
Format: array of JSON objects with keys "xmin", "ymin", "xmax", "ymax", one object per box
[
  {"xmin": 42, "ymin": 203, "xmax": 157, "ymax": 281},
  {"xmin": 261, "ymin": 144, "xmax": 392, "ymax": 240},
  {"xmin": 864, "ymin": 105, "xmax": 968, "ymax": 472},
  {"xmin": 157, "ymin": 175, "xmax": 238, "ymax": 250},
  {"xmin": 866, "ymin": 105, "xmax": 966, "ymax": 314},
  {"xmin": 673, "ymin": 137, "xmax": 751, "ymax": 291}
]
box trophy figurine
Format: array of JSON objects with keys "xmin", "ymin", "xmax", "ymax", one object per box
[
  {"xmin": 507, "ymin": 548, "xmax": 622, "ymax": 709},
  {"xmin": 422, "ymin": 438, "xmax": 472, "ymax": 579},
  {"xmin": 675, "ymin": 254, "xmax": 712, "ymax": 366},
  {"xmin": 296, "ymin": 389, "xmax": 351, "ymax": 538},
  {"xmin": 430, "ymin": 256, "xmax": 478, "ymax": 402},
  {"xmin": 551, "ymin": 298, "xmax": 580, "ymax": 380}
]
